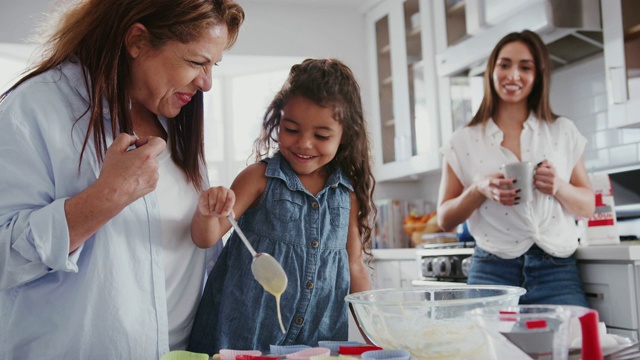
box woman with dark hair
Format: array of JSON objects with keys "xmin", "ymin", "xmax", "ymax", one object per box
[
  {"xmin": 437, "ymin": 30, "xmax": 595, "ymax": 306},
  {"xmin": 0, "ymin": 0, "xmax": 243, "ymax": 358}
]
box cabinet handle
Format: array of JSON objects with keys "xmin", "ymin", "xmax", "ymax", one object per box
[{"xmin": 584, "ymin": 292, "xmax": 604, "ymax": 300}]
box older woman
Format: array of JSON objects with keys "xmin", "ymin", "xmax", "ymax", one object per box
[{"xmin": 0, "ymin": 0, "xmax": 243, "ymax": 358}]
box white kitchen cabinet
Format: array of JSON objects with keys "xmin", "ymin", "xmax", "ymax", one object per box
[
  {"xmin": 370, "ymin": 249, "xmax": 419, "ymax": 289},
  {"xmin": 601, "ymin": 0, "xmax": 640, "ymax": 128},
  {"xmin": 432, "ymin": 0, "xmax": 557, "ymax": 78},
  {"xmin": 578, "ymin": 261, "xmax": 640, "ymax": 340},
  {"xmin": 576, "ymin": 241, "xmax": 640, "ymax": 340},
  {"xmin": 441, "ymin": 0, "xmax": 468, "ymax": 45},
  {"xmin": 434, "ymin": 0, "xmax": 544, "ymax": 48},
  {"xmin": 372, "ymin": 261, "xmax": 402, "ymax": 289},
  {"xmin": 365, "ymin": 0, "xmax": 442, "ymax": 182}
]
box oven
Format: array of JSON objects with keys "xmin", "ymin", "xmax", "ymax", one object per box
[{"xmin": 412, "ymin": 242, "xmax": 475, "ymax": 286}]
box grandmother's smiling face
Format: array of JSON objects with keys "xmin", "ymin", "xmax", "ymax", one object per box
[{"xmin": 127, "ymin": 23, "xmax": 229, "ymax": 118}]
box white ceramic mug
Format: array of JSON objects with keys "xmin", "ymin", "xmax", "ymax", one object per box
[{"xmin": 502, "ymin": 161, "xmax": 535, "ymax": 203}]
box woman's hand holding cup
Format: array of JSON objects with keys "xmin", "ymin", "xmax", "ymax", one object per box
[
  {"xmin": 533, "ymin": 159, "xmax": 560, "ymax": 196},
  {"xmin": 475, "ymin": 172, "xmax": 521, "ymax": 206}
]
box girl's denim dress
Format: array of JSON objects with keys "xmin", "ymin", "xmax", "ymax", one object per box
[{"xmin": 188, "ymin": 153, "xmax": 354, "ymax": 355}]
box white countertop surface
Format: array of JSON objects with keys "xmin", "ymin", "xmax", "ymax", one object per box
[
  {"xmin": 576, "ymin": 240, "xmax": 640, "ymax": 261},
  {"xmin": 373, "ymin": 241, "xmax": 640, "ymax": 262},
  {"xmin": 371, "ymin": 248, "xmax": 417, "ymax": 260}
]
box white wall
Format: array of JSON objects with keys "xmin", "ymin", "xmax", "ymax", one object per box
[
  {"xmin": 228, "ymin": 0, "xmax": 372, "ymax": 131},
  {"xmin": 0, "ymin": 0, "xmax": 62, "ymax": 44},
  {"xmin": 230, "ymin": 2, "xmax": 367, "ymax": 72},
  {"xmin": 0, "ymin": 0, "xmax": 371, "ymax": 120}
]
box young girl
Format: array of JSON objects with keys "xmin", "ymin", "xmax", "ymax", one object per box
[
  {"xmin": 187, "ymin": 58, "xmax": 376, "ymax": 354},
  {"xmin": 437, "ymin": 30, "xmax": 594, "ymax": 306}
]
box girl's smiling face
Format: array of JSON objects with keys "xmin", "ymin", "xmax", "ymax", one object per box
[
  {"xmin": 127, "ymin": 23, "xmax": 229, "ymax": 118},
  {"xmin": 278, "ymin": 96, "xmax": 343, "ymax": 178},
  {"xmin": 492, "ymin": 40, "xmax": 536, "ymax": 105}
]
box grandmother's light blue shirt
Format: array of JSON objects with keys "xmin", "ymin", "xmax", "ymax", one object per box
[{"xmin": 0, "ymin": 59, "xmax": 217, "ymax": 359}]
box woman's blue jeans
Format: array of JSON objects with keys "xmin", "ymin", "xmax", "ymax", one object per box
[{"xmin": 467, "ymin": 244, "xmax": 589, "ymax": 307}]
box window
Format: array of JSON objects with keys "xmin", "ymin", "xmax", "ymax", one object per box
[{"xmin": 203, "ymin": 57, "xmax": 301, "ymax": 187}]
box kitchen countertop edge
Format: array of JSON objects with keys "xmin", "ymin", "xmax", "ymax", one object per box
[
  {"xmin": 371, "ymin": 241, "xmax": 640, "ymax": 262},
  {"xmin": 371, "ymin": 248, "xmax": 418, "ymax": 260},
  {"xmin": 576, "ymin": 240, "xmax": 640, "ymax": 261}
]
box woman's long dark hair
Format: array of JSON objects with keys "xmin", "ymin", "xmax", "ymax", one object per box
[
  {"xmin": 1, "ymin": 0, "xmax": 244, "ymax": 191},
  {"xmin": 469, "ymin": 30, "xmax": 558, "ymax": 127}
]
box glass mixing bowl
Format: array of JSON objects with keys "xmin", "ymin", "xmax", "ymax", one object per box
[{"xmin": 345, "ymin": 286, "xmax": 526, "ymax": 359}]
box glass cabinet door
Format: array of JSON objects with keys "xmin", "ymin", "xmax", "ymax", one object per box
[
  {"xmin": 449, "ymin": 75, "xmax": 483, "ymax": 131},
  {"xmin": 404, "ymin": 0, "xmax": 423, "ymax": 157},
  {"xmin": 403, "ymin": 0, "xmax": 441, "ymax": 167},
  {"xmin": 375, "ymin": 14, "xmax": 396, "ymax": 164},
  {"xmin": 437, "ymin": 71, "xmax": 484, "ymax": 145},
  {"xmin": 367, "ymin": 0, "xmax": 442, "ymax": 180},
  {"xmin": 372, "ymin": 4, "xmax": 412, "ymax": 166},
  {"xmin": 444, "ymin": 0, "xmax": 467, "ymax": 46}
]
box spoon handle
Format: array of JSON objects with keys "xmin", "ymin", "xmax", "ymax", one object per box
[{"xmin": 227, "ymin": 214, "xmax": 257, "ymax": 257}]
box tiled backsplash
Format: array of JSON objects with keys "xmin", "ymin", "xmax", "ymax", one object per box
[{"xmin": 550, "ymin": 54, "xmax": 640, "ymax": 172}]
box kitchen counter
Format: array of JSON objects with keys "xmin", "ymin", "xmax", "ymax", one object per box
[
  {"xmin": 576, "ymin": 241, "xmax": 640, "ymax": 261},
  {"xmin": 372, "ymin": 242, "xmax": 640, "ymax": 262},
  {"xmin": 371, "ymin": 248, "xmax": 417, "ymax": 260}
]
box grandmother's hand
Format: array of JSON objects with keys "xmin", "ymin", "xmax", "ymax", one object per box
[
  {"xmin": 97, "ymin": 133, "xmax": 166, "ymax": 207},
  {"xmin": 475, "ymin": 172, "xmax": 520, "ymax": 206}
]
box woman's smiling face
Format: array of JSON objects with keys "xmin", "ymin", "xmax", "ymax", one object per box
[
  {"xmin": 492, "ymin": 40, "xmax": 536, "ymax": 106},
  {"xmin": 127, "ymin": 23, "xmax": 229, "ymax": 118}
]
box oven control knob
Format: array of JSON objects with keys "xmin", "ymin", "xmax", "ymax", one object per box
[
  {"xmin": 461, "ymin": 257, "xmax": 472, "ymax": 277},
  {"xmin": 421, "ymin": 257, "xmax": 434, "ymax": 277},
  {"xmin": 450, "ymin": 256, "xmax": 462, "ymax": 275},
  {"xmin": 432, "ymin": 256, "xmax": 451, "ymax": 277}
]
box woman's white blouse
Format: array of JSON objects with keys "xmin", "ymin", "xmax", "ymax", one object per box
[{"xmin": 441, "ymin": 113, "xmax": 587, "ymax": 258}]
